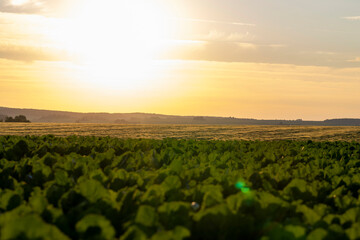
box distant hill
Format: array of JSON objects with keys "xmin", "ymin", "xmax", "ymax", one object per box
[
  {"xmin": 1, "ymin": 106, "xmax": 360, "ymax": 126},
  {"xmin": 323, "ymin": 119, "xmax": 360, "ymax": 126},
  {"xmin": 0, "ymin": 114, "xmax": 6, "ymax": 121}
]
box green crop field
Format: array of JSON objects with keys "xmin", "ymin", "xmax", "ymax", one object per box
[{"xmin": 1, "ymin": 135, "xmax": 360, "ymax": 239}]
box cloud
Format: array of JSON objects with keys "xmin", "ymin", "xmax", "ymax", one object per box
[
  {"xmin": 237, "ymin": 43, "xmax": 257, "ymax": 49},
  {"xmin": 159, "ymin": 40, "xmax": 358, "ymax": 68},
  {"xmin": 181, "ymin": 18, "xmax": 255, "ymax": 27},
  {"xmin": 196, "ymin": 30, "xmax": 255, "ymax": 42},
  {"xmin": 347, "ymin": 57, "xmax": 360, "ymax": 62},
  {"xmin": 0, "ymin": 0, "xmax": 79, "ymax": 17},
  {"xmin": 314, "ymin": 51, "xmax": 336, "ymax": 55},
  {"xmin": 0, "ymin": 44, "xmax": 71, "ymax": 62},
  {"xmin": 342, "ymin": 16, "xmax": 360, "ymax": 21},
  {"xmin": 0, "ymin": 0, "xmax": 45, "ymax": 14}
]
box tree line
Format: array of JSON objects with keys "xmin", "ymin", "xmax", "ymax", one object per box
[{"xmin": 0, "ymin": 115, "xmax": 31, "ymax": 123}]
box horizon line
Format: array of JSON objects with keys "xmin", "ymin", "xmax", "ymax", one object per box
[{"xmin": 1, "ymin": 106, "xmax": 360, "ymax": 122}]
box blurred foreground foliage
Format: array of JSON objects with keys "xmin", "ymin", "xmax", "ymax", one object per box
[{"xmin": 1, "ymin": 135, "xmax": 360, "ymax": 239}]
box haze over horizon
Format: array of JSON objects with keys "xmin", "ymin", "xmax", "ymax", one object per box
[
  {"xmin": 2, "ymin": 105, "xmax": 360, "ymax": 122},
  {"xmin": 1, "ymin": 0, "xmax": 360, "ymax": 121}
]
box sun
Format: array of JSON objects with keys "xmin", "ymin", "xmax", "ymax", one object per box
[{"xmin": 53, "ymin": 0, "xmax": 170, "ymax": 90}]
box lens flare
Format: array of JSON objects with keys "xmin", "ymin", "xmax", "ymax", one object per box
[
  {"xmin": 235, "ymin": 181, "xmax": 251, "ymax": 194},
  {"xmin": 191, "ymin": 202, "xmax": 200, "ymax": 211},
  {"xmin": 235, "ymin": 181, "xmax": 245, "ymax": 189}
]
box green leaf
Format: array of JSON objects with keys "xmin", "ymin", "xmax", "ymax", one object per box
[
  {"xmin": 202, "ymin": 190, "xmax": 223, "ymax": 209},
  {"xmin": 148, "ymin": 149, "xmax": 161, "ymax": 169},
  {"xmin": 313, "ymin": 204, "xmax": 330, "ymax": 218},
  {"xmin": 135, "ymin": 205, "xmax": 158, "ymax": 227},
  {"xmin": 169, "ymin": 158, "xmax": 183, "ymax": 174},
  {"xmin": 151, "ymin": 226, "xmax": 190, "ymax": 240},
  {"xmin": 257, "ymin": 192, "xmax": 287, "ymax": 209},
  {"xmin": 306, "ymin": 228, "xmax": 328, "ymax": 240},
  {"xmin": 192, "ymin": 204, "xmax": 233, "ymax": 239},
  {"xmin": 345, "ymin": 222, "xmax": 360, "ymax": 240},
  {"xmin": 341, "ymin": 208, "xmax": 360, "ymax": 225},
  {"xmin": 0, "ymin": 213, "xmax": 70, "ymax": 240},
  {"xmin": 141, "ymin": 185, "xmax": 165, "ymax": 206},
  {"xmin": 158, "ymin": 202, "xmax": 190, "ymax": 229},
  {"xmin": 55, "ymin": 169, "xmax": 71, "ymax": 186},
  {"xmin": 29, "ymin": 187, "xmax": 47, "ymax": 213},
  {"xmin": 226, "ymin": 194, "xmax": 244, "ymax": 214},
  {"xmin": 284, "ymin": 225, "xmax": 306, "ymax": 239},
  {"xmin": 158, "ymin": 202, "xmax": 190, "ymax": 215},
  {"xmin": 194, "ymin": 203, "xmax": 229, "ymax": 222},
  {"xmin": 78, "ymin": 179, "xmax": 108, "ymax": 202},
  {"xmin": 76, "ymin": 214, "xmax": 115, "ymax": 240},
  {"xmin": 0, "ymin": 189, "xmax": 22, "ymax": 211},
  {"xmin": 161, "ymin": 175, "xmax": 182, "ymax": 192},
  {"xmin": 172, "ymin": 226, "xmax": 191, "ymax": 239},
  {"xmin": 89, "ymin": 169, "xmax": 108, "ymax": 184},
  {"xmin": 263, "ymin": 224, "xmax": 301, "ymax": 240},
  {"xmin": 109, "ymin": 169, "xmax": 128, "ymax": 191},
  {"xmin": 120, "ymin": 225, "xmax": 147, "ymax": 240},
  {"xmin": 283, "ymin": 179, "xmax": 314, "ymax": 201},
  {"xmin": 6, "ymin": 139, "xmax": 29, "ymax": 161},
  {"xmin": 41, "ymin": 152, "xmax": 58, "ymax": 167},
  {"xmin": 112, "ymin": 169, "xmax": 128, "ymax": 181},
  {"xmin": 296, "ymin": 204, "xmax": 321, "ymax": 225}
]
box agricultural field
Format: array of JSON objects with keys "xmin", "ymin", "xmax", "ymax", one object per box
[
  {"xmin": 1, "ymin": 135, "xmax": 360, "ymax": 239},
  {"xmin": 1, "ymin": 123, "xmax": 360, "ymax": 141}
]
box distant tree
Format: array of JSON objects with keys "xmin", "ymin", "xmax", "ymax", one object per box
[
  {"xmin": 5, "ymin": 115, "xmax": 30, "ymax": 123},
  {"xmin": 5, "ymin": 116, "xmax": 14, "ymax": 122},
  {"xmin": 15, "ymin": 115, "xmax": 30, "ymax": 122}
]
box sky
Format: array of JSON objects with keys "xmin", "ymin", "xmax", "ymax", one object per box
[{"xmin": 0, "ymin": 0, "xmax": 360, "ymax": 120}]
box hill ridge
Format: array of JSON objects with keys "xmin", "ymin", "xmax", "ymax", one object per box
[{"xmin": 1, "ymin": 106, "xmax": 360, "ymax": 126}]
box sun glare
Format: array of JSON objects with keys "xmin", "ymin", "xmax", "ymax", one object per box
[
  {"xmin": 11, "ymin": 0, "xmax": 29, "ymax": 6},
  {"xmin": 52, "ymin": 0, "xmax": 170, "ymax": 90}
]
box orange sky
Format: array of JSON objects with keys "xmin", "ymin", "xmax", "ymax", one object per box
[{"xmin": 1, "ymin": 0, "xmax": 360, "ymax": 120}]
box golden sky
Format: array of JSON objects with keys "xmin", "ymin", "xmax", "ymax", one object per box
[{"xmin": 1, "ymin": 0, "xmax": 360, "ymax": 120}]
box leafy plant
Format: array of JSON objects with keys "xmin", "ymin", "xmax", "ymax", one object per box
[{"xmin": 1, "ymin": 135, "xmax": 360, "ymax": 239}]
